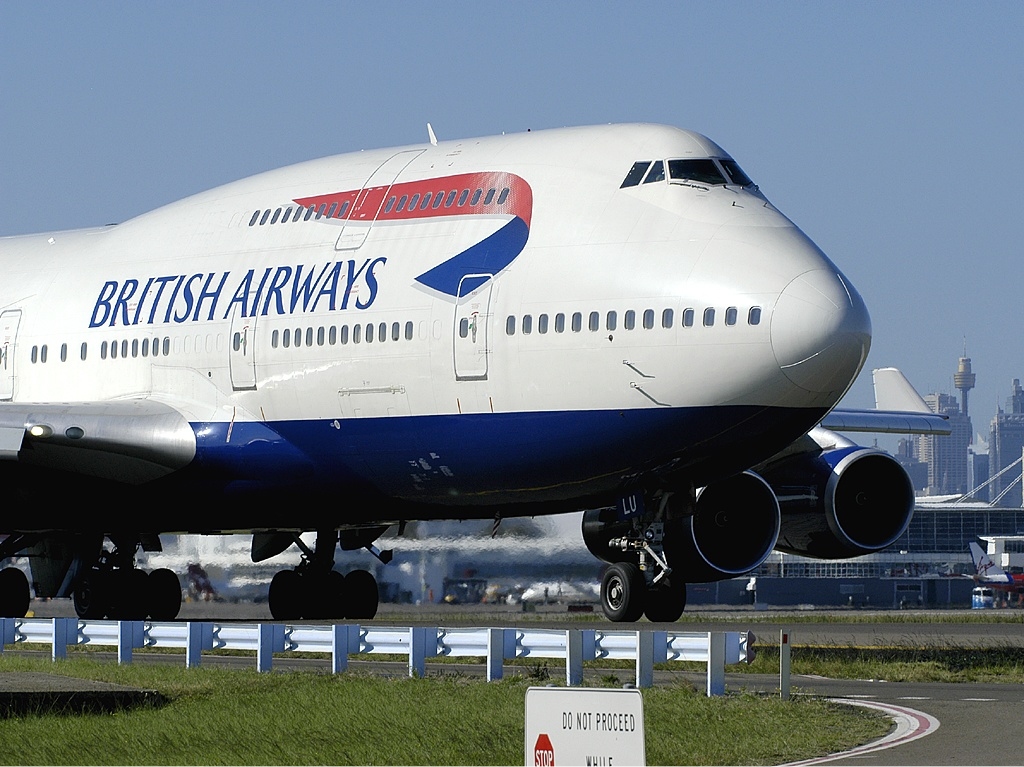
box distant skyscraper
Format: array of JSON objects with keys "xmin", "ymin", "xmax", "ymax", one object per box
[
  {"xmin": 989, "ymin": 379, "xmax": 1024, "ymax": 507},
  {"xmin": 918, "ymin": 392, "xmax": 971, "ymax": 495}
]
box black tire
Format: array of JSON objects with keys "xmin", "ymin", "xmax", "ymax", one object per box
[
  {"xmin": 345, "ymin": 570, "xmax": 379, "ymax": 620},
  {"xmin": 269, "ymin": 570, "xmax": 301, "ymax": 620},
  {"xmin": 600, "ymin": 562, "xmax": 645, "ymax": 622},
  {"xmin": 107, "ymin": 569, "xmax": 149, "ymax": 620},
  {"xmin": 73, "ymin": 571, "xmax": 107, "ymax": 619},
  {"xmin": 0, "ymin": 567, "xmax": 30, "ymax": 618},
  {"xmin": 148, "ymin": 568, "xmax": 182, "ymax": 620},
  {"xmin": 643, "ymin": 578, "xmax": 687, "ymax": 623},
  {"xmin": 324, "ymin": 570, "xmax": 346, "ymax": 619}
]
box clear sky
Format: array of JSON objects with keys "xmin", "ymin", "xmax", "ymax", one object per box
[{"xmin": 2, "ymin": 1, "xmax": 1022, "ymax": 441}]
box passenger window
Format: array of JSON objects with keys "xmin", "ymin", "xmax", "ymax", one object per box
[
  {"xmin": 682, "ymin": 309, "xmax": 695, "ymax": 327},
  {"xmin": 643, "ymin": 161, "xmax": 665, "ymax": 184},
  {"xmin": 624, "ymin": 310, "xmax": 635, "ymax": 330},
  {"xmin": 405, "ymin": 321, "xmax": 414, "ymax": 341},
  {"xmin": 232, "ymin": 333, "xmax": 240, "ymax": 352},
  {"xmin": 643, "ymin": 309, "xmax": 654, "ymax": 329},
  {"xmin": 458, "ymin": 189, "xmax": 469, "ymax": 206},
  {"xmin": 270, "ymin": 208, "xmax": 282, "ymax": 224},
  {"xmin": 397, "ymin": 195, "xmax": 408, "ymax": 212},
  {"xmin": 408, "ymin": 194, "xmax": 420, "ymax": 210},
  {"xmin": 315, "ymin": 204, "xmax": 326, "ymax": 219},
  {"xmin": 461, "ymin": 318, "xmax": 471, "ymax": 338},
  {"xmin": 340, "ymin": 326, "xmax": 350, "ymax": 344},
  {"xmin": 306, "ymin": 327, "xmax": 314, "ymax": 347},
  {"xmin": 365, "ymin": 323, "xmax": 374, "ymax": 343},
  {"xmin": 419, "ymin": 193, "xmax": 431, "ymax": 210},
  {"xmin": 606, "ymin": 311, "xmax": 617, "ymax": 331},
  {"xmin": 521, "ymin": 315, "xmax": 532, "ymax": 335},
  {"xmin": 505, "ymin": 316, "xmax": 516, "ymax": 336},
  {"xmin": 588, "ymin": 312, "xmax": 599, "ymax": 332},
  {"xmin": 620, "ymin": 161, "xmax": 652, "ymax": 188},
  {"xmin": 249, "ymin": 211, "xmax": 260, "ymax": 226},
  {"xmin": 259, "ymin": 210, "xmax": 271, "ymax": 225},
  {"xmin": 703, "ymin": 308, "xmax": 716, "ymax": 327},
  {"xmin": 272, "ymin": 330, "xmax": 279, "ymax": 348},
  {"xmin": 748, "ymin": 307, "xmax": 762, "ymax": 326},
  {"xmin": 432, "ymin": 192, "xmax": 444, "ymax": 209},
  {"xmin": 662, "ymin": 309, "xmax": 674, "ymax": 328},
  {"xmin": 392, "ymin": 322, "xmax": 400, "ymax": 341},
  {"xmin": 378, "ymin": 322, "xmax": 386, "ymax": 341},
  {"xmin": 30, "ymin": 345, "xmax": 37, "ymax": 363},
  {"xmin": 329, "ymin": 326, "xmax": 337, "ymax": 345},
  {"xmin": 121, "ymin": 340, "xmax": 128, "ymax": 358},
  {"xmin": 497, "ymin": 188, "xmax": 510, "ymax": 205},
  {"xmin": 384, "ymin": 197, "xmax": 396, "ymax": 214},
  {"xmin": 132, "ymin": 339, "xmax": 139, "ymax": 357},
  {"xmin": 471, "ymin": 189, "xmax": 482, "ymax": 205},
  {"xmin": 141, "ymin": 339, "xmax": 149, "ymax": 357},
  {"xmin": 483, "ymin": 189, "xmax": 496, "ymax": 205},
  {"xmin": 353, "ymin": 324, "xmax": 362, "ymax": 343},
  {"xmin": 338, "ymin": 202, "xmax": 350, "ymax": 218},
  {"xmin": 725, "ymin": 307, "xmax": 738, "ymax": 326},
  {"xmin": 110, "ymin": 341, "xmax": 117, "ymax": 359},
  {"xmin": 555, "ymin": 313, "xmax": 565, "ymax": 333},
  {"xmin": 294, "ymin": 328, "xmax": 302, "ymax": 348},
  {"xmin": 327, "ymin": 202, "xmax": 338, "ymax": 218},
  {"xmin": 101, "ymin": 342, "xmax": 108, "ymax": 360},
  {"xmin": 80, "ymin": 342, "xmax": 88, "ymax": 361},
  {"xmin": 571, "ymin": 312, "xmax": 582, "ymax": 332},
  {"xmin": 445, "ymin": 190, "xmax": 457, "ymax": 207},
  {"xmin": 60, "ymin": 343, "xmax": 68, "ymax": 362},
  {"xmin": 304, "ymin": 206, "xmax": 315, "ymax": 221},
  {"xmin": 538, "ymin": 314, "xmax": 549, "ymax": 334},
  {"xmin": 162, "ymin": 338, "xmax": 170, "ymax": 356},
  {"xmin": 317, "ymin": 327, "xmax": 325, "ymax": 346},
  {"xmin": 283, "ymin": 329, "xmax": 291, "ymax": 348},
  {"xmin": 40, "ymin": 345, "xmax": 47, "ymax": 363}
]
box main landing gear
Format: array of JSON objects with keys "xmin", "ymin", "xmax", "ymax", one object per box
[
  {"xmin": 72, "ymin": 541, "xmax": 182, "ymax": 620},
  {"xmin": 0, "ymin": 567, "xmax": 31, "ymax": 618},
  {"xmin": 267, "ymin": 530, "xmax": 385, "ymax": 621}
]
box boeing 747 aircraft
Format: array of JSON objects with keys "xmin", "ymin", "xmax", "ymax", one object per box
[{"xmin": 0, "ymin": 123, "xmax": 946, "ymax": 622}]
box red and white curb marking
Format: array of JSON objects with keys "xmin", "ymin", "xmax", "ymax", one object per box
[{"xmin": 783, "ymin": 698, "xmax": 939, "ymax": 765}]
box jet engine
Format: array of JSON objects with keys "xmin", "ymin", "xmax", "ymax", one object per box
[
  {"xmin": 761, "ymin": 447, "xmax": 914, "ymax": 559},
  {"xmin": 582, "ymin": 471, "xmax": 781, "ymax": 583}
]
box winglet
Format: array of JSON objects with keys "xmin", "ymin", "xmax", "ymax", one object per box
[
  {"xmin": 873, "ymin": 367, "xmax": 932, "ymax": 413},
  {"xmin": 427, "ymin": 123, "xmax": 438, "ymax": 147}
]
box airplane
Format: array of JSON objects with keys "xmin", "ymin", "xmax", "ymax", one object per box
[
  {"xmin": 0, "ymin": 122, "xmax": 949, "ymax": 623},
  {"xmin": 968, "ymin": 542, "xmax": 1024, "ymax": 588}
]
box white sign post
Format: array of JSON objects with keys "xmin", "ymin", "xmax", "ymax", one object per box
[{"xmin": 525, "ymin": 687, "xmax": 645, "ymax": 766}]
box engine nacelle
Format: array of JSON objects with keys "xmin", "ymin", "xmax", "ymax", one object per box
[
  {"xmin": 762, "ymin": 447, "xmax": 914, "ymax": 559},
  {"xmin": 582, "ymin": 472, "xmax": 781, "ymax": 583}
]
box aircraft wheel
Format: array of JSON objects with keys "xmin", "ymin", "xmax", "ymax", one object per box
[
  {"xmin": 345, "ymin": 570, "xmax": 379, "ymax": 620},
  {"xmin": 324, "ymin": 570, "xmax": 346, "ymax": 619},
  {"xmin": 643, "ymin": 578, "xmax": 687, "ymax": 623},
  {"xmin": 148, "ymin": 568, "xmax": 182, "ymax": 620},
  {"xmin": 108, "ymin": 569, "xmax": 149, "ymax": 620},
  {"xmin": 73, "ymin": 571, "xmax": 108, "ymax": 619},
  {"xmin": 0, "ymin": 567, "xmax": 30, "ymax": 618},
  {"xmin": 601, "ymin": 562, "xmax": 645, "ymax": 622},
  {"xmin": 269, "ymin": 570, "xmax": 302, "ymax": 621}
]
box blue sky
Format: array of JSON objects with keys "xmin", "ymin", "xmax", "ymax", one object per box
[{"xmin": 2, "ymin": 1, "xmax": 1022, "ymax": 439}]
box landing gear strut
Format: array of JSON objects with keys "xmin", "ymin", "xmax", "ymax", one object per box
[
  {"xmin": 590, "ymin": 496, "xmax": 688, "ymax": 623},
  {"xmin": 267, "ymin": 530, "xmax": 381, "ymax": 621}
]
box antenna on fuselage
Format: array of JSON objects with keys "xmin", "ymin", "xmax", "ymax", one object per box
[{"xmin": 427, "ymin": 122, "xmax": 438, "ymax": 146}]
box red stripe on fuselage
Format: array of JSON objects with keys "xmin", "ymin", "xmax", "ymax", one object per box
[{"xmin": 293, "ymin": 171, "xmax": 532, "ymax": 229}]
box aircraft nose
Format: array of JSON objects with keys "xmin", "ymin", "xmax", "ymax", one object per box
[{"xmin": 771, "ymin": 269, "xmax": 871, "ymax": 396}]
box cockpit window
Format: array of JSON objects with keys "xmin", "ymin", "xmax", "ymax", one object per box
[
  {"xmin": 668, "ymin": 159, "xmax": 726, "ymax": 186},
  {"xmin": 642, "ymin": 160, "xmax": 665, "ymax": 184},
  {"xmin": 620, "ymin": 161, "xmax": 652, "ymax": 188},
  {"xmin": 720, "ymin": 159, "xmax": 754, "ymax": 187}
]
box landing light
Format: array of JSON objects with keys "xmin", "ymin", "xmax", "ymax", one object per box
[{"xmin": 28, "ymin": 424, "xmax": 53, "ymax": 438}]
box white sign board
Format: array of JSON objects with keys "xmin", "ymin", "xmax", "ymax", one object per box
[{"xmin": 525, "ymin": 687, "xmax": 645, "ymax": 766}]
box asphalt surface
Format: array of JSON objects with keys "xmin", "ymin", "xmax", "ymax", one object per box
[{"xmin": 6, "ymin": 600, "xmax": 1024, "ymax": 765}]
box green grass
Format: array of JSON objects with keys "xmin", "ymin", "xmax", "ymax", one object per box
[{"xmin": 0, "ymin": 654, "xmax": 886, "ymax": 766}]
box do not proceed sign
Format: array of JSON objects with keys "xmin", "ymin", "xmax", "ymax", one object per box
[{"xmin": 525, "ymin": 687, "xmax": 645, "ymax": 766}]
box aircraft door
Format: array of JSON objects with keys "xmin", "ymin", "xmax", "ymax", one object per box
[
  {"xmin": 453, "ymin": 274, "xmax": 493, "ymax": 381},
  {"xmin": 228, "ymin": 306, "xmax": 257, "ymax": 391},
  {"xmin": 336, "ymin": 149, "xmax": 424, "ymax": 251},
  {"xmin": 0, "ymin": 310, "xmax": 22, "ymax": 401}
]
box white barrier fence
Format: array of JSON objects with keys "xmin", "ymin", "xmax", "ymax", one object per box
[{"xmin": 0, "ymin": 618, "xmax": 755, "ymax": 696}]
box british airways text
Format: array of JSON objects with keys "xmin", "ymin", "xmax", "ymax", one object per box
[{"xmin": 89, "ymin": 258, "xmax": 386, "ymax": 328}]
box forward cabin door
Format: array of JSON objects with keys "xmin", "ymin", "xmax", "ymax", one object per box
[
  {"xmin": 335, "ymin": 150, "xmax": 424, "ymax": 251},
  {"xmin": 453, "ymin": 274, "xmax": 494, "ymax": 381},
  {"xmin": 228, "ymin": 305, "xmax": 257, "ymax": 391},
  {"xmin": 0, "ymin": 310, "xmax": 22, "ymax": 400}
]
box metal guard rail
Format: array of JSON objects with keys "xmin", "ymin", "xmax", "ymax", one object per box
[{"xmin": 0, "ymin": 618, "xmax": 755, "ymax": 696}]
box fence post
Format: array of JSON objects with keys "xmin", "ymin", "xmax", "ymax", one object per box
[
  {"xmin": 706, "ymin": 632, "xmax": 725, "ymax": 696},
  {"xmin": 117, "ymin": 620, "xmax": 144, "ymax": 665},
  {"xmin": 0, "ymin": 617, "xmax": 14, "ymax": 652},
  {"xmin": 486, "ymin": 628, "xmax": 504, "ymax": 682},
  {"xmin": 186, "ymin": 622, "xmax": 211, "ymax": 668},
  {"xmin": 566, "ymin": 630, "xmax": 583, "ymax": 686},
  {"xmin": 52, "ymin": 618, "xmax": 76, "ymax": 661},
  {"xmin": 257, "ymin": 623, "xmax": 285, "ymax": 672},
  {"xmin": 635, "ymin": 630, "xmax": 654, "ymax": 689},
  {"xmin": 780, "ymin": 629, "xmax": 791, "ymax": 700},
  {"xmin": 409, "ymin": 626, "xmax": 431, "ymax": 678},
  {"xmin": 330, "ymin": 624, "xmax": 353, "ymax": 674}
]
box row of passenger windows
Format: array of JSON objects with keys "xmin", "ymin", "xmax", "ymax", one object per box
[
  {"xmin": 270, "ymin": 321, "xmax": 416, "ymax": 349},
  {"xmin": 501, "ymin": 306, "xmax": 762, "ymax": 336},
  {"xmin": 248, "ymin": 185, "xmax": 513, "ymax": 227},
  {"xmin": 29, "ymin": 337, "xmax": 175, "ymax": 363}
]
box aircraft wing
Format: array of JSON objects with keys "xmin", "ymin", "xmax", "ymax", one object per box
[
  {"xmin": 821, "ymin": 366, "xmax": 951, "ymax": 436},
  {"xmin": 0, "ymin": 399, "xmax": 196, "ymax": 484}
]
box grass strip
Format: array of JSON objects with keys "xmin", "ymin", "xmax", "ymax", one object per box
[{"xmin": 0, "ymin": 654, "xmax": 885, "ymax": 766}]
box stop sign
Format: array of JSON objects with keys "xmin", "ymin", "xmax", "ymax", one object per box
[{"xmin": 534, "ymin": 733, "xmax": 555, "ymax": 766}]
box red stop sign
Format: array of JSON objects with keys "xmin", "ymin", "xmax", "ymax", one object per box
[{"xmin": 534, "ymin": 733, "xmax": 555, "ymax": 766}]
